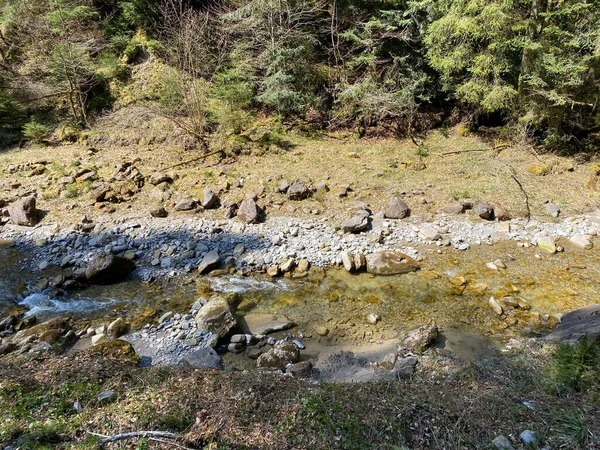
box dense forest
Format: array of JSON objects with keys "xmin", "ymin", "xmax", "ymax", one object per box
[{"xmin": 1, "ymin": 0, "xmax": 599, "ymax": 151}]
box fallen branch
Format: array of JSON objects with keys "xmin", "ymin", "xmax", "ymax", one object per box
[
  {"xmin": 439, "ymin": 144, "xmax": 509, "ymax": 158},
  {"xmin": 161, "ymin": 148, "xmax": 223, "ymax": 171},
  {"xmin": 90, "ymin": 430, "xmax": 178, "ymax": 445}
]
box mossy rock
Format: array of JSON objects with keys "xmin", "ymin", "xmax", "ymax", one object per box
[
  {"xmin": 527, "ymin": 164, "xmax": 550, "ymax": 176},
  {"xmin": 88, "ymin": 339, "xmax": 139, "ymax": 364}
]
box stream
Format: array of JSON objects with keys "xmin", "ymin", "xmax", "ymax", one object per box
[{"xmin": 1, "ymin": 237, "xmax": 599, "ymax": 370}]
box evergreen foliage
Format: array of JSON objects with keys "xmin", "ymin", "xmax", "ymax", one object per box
[{"xmin": 0, "ymin": 0, "xmax": 598, "ymax": 149}]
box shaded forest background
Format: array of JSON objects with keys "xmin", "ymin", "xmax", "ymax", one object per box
[{"xmin": 1, "ymin": 0, "xmax": 599, "ymax": 152}]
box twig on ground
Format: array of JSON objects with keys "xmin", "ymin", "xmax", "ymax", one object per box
[
  {"xmin": 161, "ymin": 148, "xmax": 223, "ymax": 171},
  {"xmin": 88, "ymin": 430, "xmax": 179, "ymax": 446},
  {"xmin": 439, "ymin": 144, "xmax": 509, "ymax": 157}
]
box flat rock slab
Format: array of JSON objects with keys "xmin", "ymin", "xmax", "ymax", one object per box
[
  {"xmin": 241, "ymin": 313, "xmax": 295, "ymax": 335},
  {"xmin": 547, "ymin": 304, "xmax": 600, "ymax": 343},
  {"xmin": 365, "ymin": 251, "xmax": 420, "ymax": 275}
]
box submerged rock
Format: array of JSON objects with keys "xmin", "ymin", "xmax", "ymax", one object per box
[
  {"xmin": 85, "ymin": 254, "xmax": 136, "ymax": 284},
  {"xmin": 365, "ymin": 251, "xmax": 419, "ymax": 275},
  {"xmin": 241, "ymin": 313, "xmax": 295, "ymax": 335}
]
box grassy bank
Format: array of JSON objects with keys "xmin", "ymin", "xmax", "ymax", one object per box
[{"xmin": 1, "ymin": 340, "xmax": 599, "ymax": 449}]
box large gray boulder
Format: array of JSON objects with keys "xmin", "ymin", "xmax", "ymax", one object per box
[
  {"xmin": 85, "ymin": 254, "xmax": 136, "ymax": 284},
  {"xmin": 202, "ymin": 189, "xmax": 220, "ymax": 209},
  {"xmin": 384, "ymin": 198, "xmax": 410, "ymax": 219},
  {"xmin": 287, "ymin": 180, "xmax": 311, "ymax": 201},
  {"xmin": 198, "ymin": 250, "xmax": 221, "ymax": 274},
  {"xmin": 341, "ymin": 215, "xmax": 369, "ymax": 233},
  {"xmin": 237, "ymin": 198, "xmax": 262, "ymax": 224},
  {"xmin": 365, "ymin": 251, "xmax": 419, "ymax": 275},
  {"xmin": 179, "ymin": 347, "xmax": 223, "ymax": 369},
  {"xmin": 547, "ymin": 305, "xmax": 600, "ymax": 343},
  {"xmin": 194, "ymin": 294, "xmax": 239, "ymax": 338},
  {"xmin": 473, "ymin": 201, "xmax": 494, "ymax": 220},
  {"xmin": 8, "ymin": 196, "xmax": 39, "ymax": 226}
]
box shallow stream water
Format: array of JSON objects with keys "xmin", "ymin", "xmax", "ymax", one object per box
[{"xmin": 1, "ymin": 237, "xmax": 599, "ymax": 364}]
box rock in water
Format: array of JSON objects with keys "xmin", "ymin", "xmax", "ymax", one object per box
[
  {"xmin": 473, "ymin": 201, "xmax": 494, "ymax": 220},
  {"xmin": 198, "ymin": 250, "xmax": 220, "ymax": 274},
  {"xmin": 194, "ymin": 295, "xmax": 238, "ymax": 338},
  {"xmin": 384, "ymin": 197, "xmax": 410, "ymax": 219},
  {"xmin": 256, "ymin": 342, "xmax": 300, "ymax": 370},
  {"xmin": 237, "ymin": 198, "xmax": 262, "ymax": 223},
  {"xmin": 569, "ymin": 234, "xmax": 593, "ymax": 249},
  {"xmin": 365, "ymin": 251, "xmax": 419, "ymax": 275},
  {"xmin": 8, "ymin": 196, "xmax": 39, "ymax": 226},
  {"xmin": 547, "ymin": 304, "xmax": 600, "ymax": 343},
  {"xmin": 107, "ymin": 318, "xmax": 129, "ymax": 339},
  {"xmin": 85, "ymin": 254, "xmax": 136, "ymax": 284},
  {"xmin": 287, "ymin": 180, "xmax": 311, "ymax": 201},
  {"xmin": 402, "ymin": 324, "xmax": 438, "ymax": 352},
  {"xmin": 241, "ymin": 313, "xmax": 295, "ymax": 335},
  {"xmin": 537, "ymin": 236, "xmax": 556, "ymax": 253}
]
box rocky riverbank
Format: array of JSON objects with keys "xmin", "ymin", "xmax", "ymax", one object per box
[{"xmin": 0, "ymin": 205, "xmax": 597, "ymax": 283}]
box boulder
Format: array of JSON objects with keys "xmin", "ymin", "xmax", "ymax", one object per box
[
  {"xmin": 546, "ymin": 304, "xmax": 600, "ymax": 343},
  {"xmin": 256, "ymin": 341, "xmax": 300, "ymax": 370},
  {"xmin": 492, "ymin": 203, "xmax": 511, "ymax": 221},
  {"xmin": 473, "ymin": 201, "xmax": 494, "ymax": 220},
  {"xmin": 180, "ymin": 347, "xmax": 223, "ymax": 369},
  {"xmin": 341, "ymin": 251, "xmax": 355, "ymax": 272},
  {"xmin": 107, "ymin": 318, "xmax": 129, "ymax": 339},
  {"xmin": 198, "ymin": 250, "xmax": 221, "ymax": 274},
  {"xmin": 175, "ymin": 198, "xmax": 196, "ymax": 211},
  {"xmin": 237, "ymin": 198, "xmax": 262, "ymax": 224},
  {"xmin": 286, "ymin": 360, "xmax": 313, "ymax": 378},
  {"xmin": 149, "ymin": 172, "xmax": 172, "ymax": 186},
  {"xmin": 287, "ymin": 180, "xmax": 311, "ymax": 201},
  {"xmin": 194, "ymin": 294, "xmax": 238, "ymax": 338},
  {"xmin": 545, "ymin": 202, "xmax": 561, "ymax": 218},
  {"xmin": 85, "ymin": 254, "xmax": 136, "ymax": 284},
  {"xmin": 241, "ymin": 313, "xmax": 295, "ymax": 335},
  {"xmin": 401, "ymin": 323, "xmax": 438, "ymax": 352},
  {"xmin": 202, "ymin": 189, "xmax": 220, "ymax": 209},
  {"xmin": 537, "ymin": 236, "xmax": 556, "ymax": 254},
  {"xmin": 418, "ymin": 224, "xmax": 440, "ymax": 241},
  {"xmin": 569, "ymin": 234, "xmax": 593, "ymax": 250},
  {"xmin": 394, "ymin": 356, "xmax": 418, "ymax": 379},
  {"xmin": 277, "ymin": 180, "xmax": 290, "ymax": 193},
  {"xmin": 8, "ymin": 196, "xmax": 39, "ymax": 226},
  {"xmin": 365, "ymin": 251, "xmax": 419, "ymax": 275},
  {"xmin": 341, "ymin": 215, "xmax": 369, "ymax": 233},
  {"xmin": 384, "ymin": 198, "xmax": 410, "ymax": 219},
  {"xmin": 443, "ymin": 203, "xmax": 464, "ymax": 214},
  {"xmin": 150, "ymin": 206, "xmax": 168, "ymax": 218}
]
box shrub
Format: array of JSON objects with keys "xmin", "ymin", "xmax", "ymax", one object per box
[
  {"xmin": 23, "ymin": 120, "xmax": 50, "ymax": 143},
  {"xmin": 544, "ymin": 339, "xmax": 600, "ymax": 395}
]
